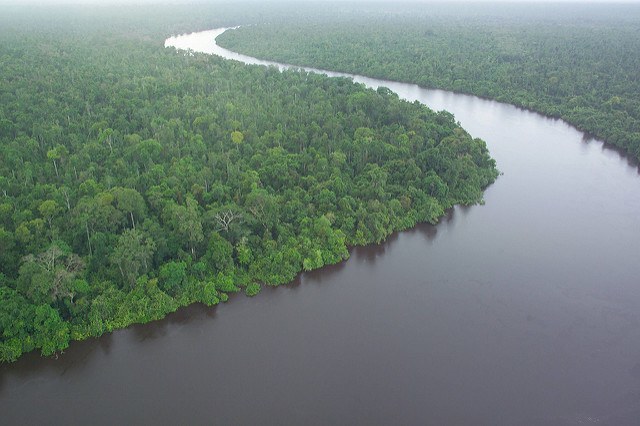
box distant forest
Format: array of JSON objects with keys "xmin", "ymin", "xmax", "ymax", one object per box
[
  {"xmin": 0, "ymin": 5, "xmax": 498, "ymax": 362},
  {"xmin": 218, "ymin": 2, "xmax": 640, "ymax": 160}
]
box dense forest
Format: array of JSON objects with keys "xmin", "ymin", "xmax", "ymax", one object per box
[
  {"xmin": 0, "ymin": 5, "xmax": 498, "ymax": 362},
  {"xmin": 218, "ymin": 3, "xmax": 640, "ymax": 160}
]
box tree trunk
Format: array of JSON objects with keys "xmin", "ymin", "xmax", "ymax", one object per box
[{"xmin": 85, "ymin": 221, "xmax": 92, "ymax": 256}]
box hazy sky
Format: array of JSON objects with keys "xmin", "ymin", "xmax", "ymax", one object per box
[{"xmin": 2, "ymin": 0, "xmax": 639, "ymax": 4}]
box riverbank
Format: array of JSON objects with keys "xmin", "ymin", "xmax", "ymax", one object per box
[
  {"xmin": 1, "ymin": 22, "xmax": 498, "ymax": 364},
  {"xmin": 3, "ymin": 23, "xmax": 640, "ymax": 425},
  {"xmin": 208, "ymin": 26, "xmax": 639, "ymax": 169},
  {"xmin": 217, "ymin": 18, "xmax": 640, "ymax": 163}
]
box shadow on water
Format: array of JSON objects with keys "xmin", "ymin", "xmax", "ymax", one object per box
[
  {"xmin": 349, "ymin": 207, "xmax": 457, "ymax": 264},
  {"xmin": 283, "ymin": 206, "xmax": 464, "ymax": 289},
  {"xmin": 351, "ymin": 231, "xmax": 399, "ymax": 263},
  {"xmin": 130, "ymin": 302, "xmax": 219, "ymax": 343},
  {"xmin": 278, "ymin": 260, "xmax": 349, "ymax": 290},
  {"xmin": 0, "ymin": 332, "xmax": 114, "ymax": 393},
  {"xmin": 0, "ymin": 301, "xmax": 220, "ymax": 393},
  {"xmin": 0, "ymin": 203, "xmax": 471, "ymax": 390},
  {"xmin": 599, "ymin": 142, "xmax": 640, "ymax": 171}
]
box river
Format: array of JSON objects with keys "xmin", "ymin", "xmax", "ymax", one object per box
[{"xmin": 2, "ymin": 28, "xmax": 640, "ymax": 425}]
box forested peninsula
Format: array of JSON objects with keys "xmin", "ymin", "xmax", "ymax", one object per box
[
  {"xmin": 217, "ymin": 3, "xmax": 640, "ymax": 160},
  {"xmin": 0, "ymin": 7, "xmax": 497, "ymax": 362}
]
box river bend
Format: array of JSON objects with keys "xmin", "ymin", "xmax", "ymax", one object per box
[{"xmin": 1, "ymin": 27, "xmax": 640, "ymax": 426}]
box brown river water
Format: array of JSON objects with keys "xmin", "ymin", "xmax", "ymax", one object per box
[{"xmin": 1, "ymin": 28, "xmax": 640, "ymax": 425}]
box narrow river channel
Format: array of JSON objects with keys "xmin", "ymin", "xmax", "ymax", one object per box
[{"xmin": 1, "ymin": 28, "xmax": 640, "ymax": 425}]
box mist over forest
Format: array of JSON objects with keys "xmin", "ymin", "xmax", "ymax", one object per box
[{"xmin": 2, "ymin": 2, "xmax": 640, "ymax": 424}]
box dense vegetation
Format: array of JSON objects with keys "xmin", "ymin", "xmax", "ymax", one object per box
[
  {"xmin": 218, "ymin": 3, "xmax": 640, "ymax": 160},
  {"xmin": 0, "ymin": 5, "xmax": 498, "ymax": 362}
]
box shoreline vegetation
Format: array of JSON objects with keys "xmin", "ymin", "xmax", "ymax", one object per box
[
  {"xmin": 0, "ymin": 6, "xmax": 498, "ymax": 363},
  {"xmin": 216, "ymin": 4, "xmax": 640, "ymax": 161}
]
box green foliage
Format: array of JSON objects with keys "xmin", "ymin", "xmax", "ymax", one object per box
[
  {"xmin": 17, "ymin": 242, "xmax": 85, "ymax": 305},
  {"xmin": 214, "ymin": 273, "xmax": 240, "ymax": 293},
  {"xmin": 0, "ymin": 288, "xmax": 37, "ymax": 362},
  {"xmin": 218, "ymin": 4, "xmax": 640, "ymax": 160},
  {"xmin": 115, "ymin": 277, "xmax": 178, "ymax": 326},
  {"xmin": 231, "ymin": 130, "xmax": 244, "ymax": 145},
  {"xmin": 198, "ymin": 281, "xmax": 220, "ymax": 307},
  {"xmin": 33, "ymin": 305, "xmax": 69, "ymax": 356},
  {"xmin": 110, "ymin": 229, "xmax": 155, "ymax": 288},
  {"xmin": 245, "ymin": 283, "xmax": 261, "ymax": 297},
  {"xmin": 158, "ymin": 261, "xmax": 187, "ymax": 296},
  {"xmin": 203, "ymin": 233, "xmax": 234, "ymax": 273},
  {"xmin": 0, "ymin": 4, "xmax": 498, "ymax": 363}
]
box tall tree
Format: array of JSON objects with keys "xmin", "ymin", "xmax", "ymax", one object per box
[{"xmin": 110, "ymin": 229, "xmax": 155, "ymax": 287}]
